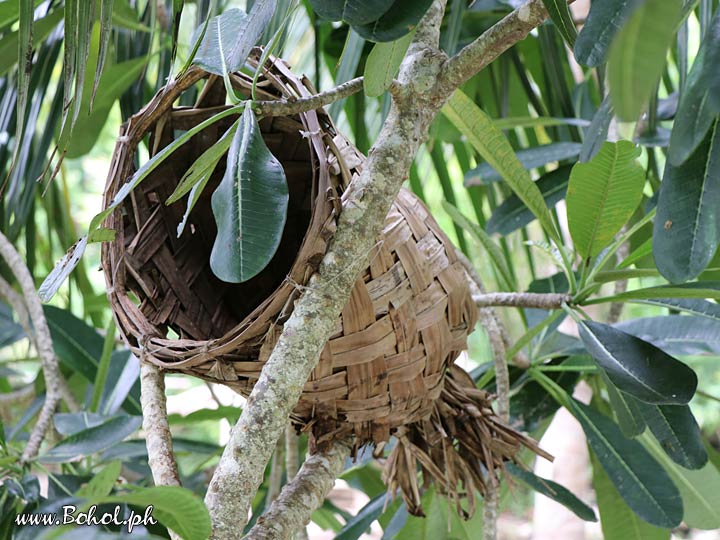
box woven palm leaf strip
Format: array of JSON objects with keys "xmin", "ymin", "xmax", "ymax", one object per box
[{"xmin": 100, "ymin": 50, "xmax": 549, "ymax": 516}]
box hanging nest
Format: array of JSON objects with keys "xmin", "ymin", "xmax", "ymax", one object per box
[{"xmin": 101, "ymin": 50, "xmax": 548, "ymax": 516}]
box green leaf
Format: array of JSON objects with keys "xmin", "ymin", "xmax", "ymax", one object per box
[
  {"xmin": 510, "ymin": 368, "xmax": 579, "ymax": 432},
  {"xmin": 577, "ymin": 320, "xmax": 697, "ymax": 405},
  {"xmin": 506, "ymin": 463, "xmax": 596, "ymax": 521},
  {"xmin": 396, "ymin": 487, "xmax": 483, "ymax": 540},
  {"xmin": 705, "ymin": 10, "xmax": 720, "ymax": 113},
  {"xmin": 363, "ymin": 30, "xmax": 414, "ymax": 97},
  {"xmin": 618, "ymin": 237, "xmax": 653, "ymax": 269},
  {"xmin": 0, "ymin": 0, "xmax": 42, "ymax": 28},
  {"xmin": 353, "ymin": 0, "xmax": 434, "ymax": 42},
  {"xmin": 329, "ymin": 29, "xmax": 366, "ymax": 119},
  {"xmin": 44, "ymin": 305, "xmax": 101, "ymax": 382},
  {"xmin": 63, "ymin": 0, "xmax": 77, "ymax": 112},
  {"xmin": 654, "ymin": 119, "xmax": 720, "ymax": 283},
  {"xmin": 568, "ymin": 399, "xmax": 683, "ymax": 528},
  {"xmin": 210, "ymin": 103, "xmax": 289, "ymax": 283},
  {"xmin": 76, "ymin": 461, "xmax": 121, "ymax": 499},
  {"xmin": 15, "ymin": 0, "xmax": 33, "ymax": 164},
  {"xmin": 442, "ymin": 201, "xmax": 514, "ymax": 291},
  {"xmin": 635, "ymin": 402, "xmax": 707, "ymax": 469},
  {"xmin": 98, "ymin": 350, "xmax": 141, "ymax": 415},
  {"xmin": 91, "ymin": 320, "xmax": 115, "ymax": 412},
  {"xmin": 99, "ymin": 486, "xmax": 211, "ymax": 540},
  {"xmin": 41, "ymin": 415, "xmax": 142, "ymax": 463},
  {"xmin": 111, "ymin": 0, "xmax": 150, "ymax": 32},
  {"xmin": 335, "ymin": 493, "xmax": 385, "ymax": 540},
  {"xmin": 584, "ymin": 282, "xmax": 720, "ymax": 304},
  {"xmin": 54, "ymin": 412, "xmax": 117, "ymax": 435},
  {"xmin": 465, "ymin": 142, "xmax": 581, "ymax": 185},
  {"xmin": 70, "ymin": 0, "xmax": 95, "ymax": 125},
  {"xmin": 574, "ymin": 0, "xmax": 640, "ymax": 66},
  {"xmin": 491, "ymin": 116, "xmax": 590, "ymax": 130},
  {"xmin": 0, "ymin": 8, "xmax": 63, "ymax": 76},
  {"xmin": 0, "ymin": 302, "xmax": 24, "ymax": 349},
  {"xmin": 91, "ymin": 0, "xmax": 115, "ymax": 108},
  {"xmin": 603, "ymin": 374, "xmax": 646, "ymax": 438},
  {"xmin": 308, "ymin": 0, "xmax": 392, "ymax": 25},
  {"xmin": 616, "ymin": 315, "xmax": 720, "ymax": 355},
  {"xmin": 643, "ymin": 434, "xmax": 720, "ymax": 530},
  {"xmin": 607, "ymin": 0, "xmax": 682, "ymax": 121},
  {"xmin": 579, "ymin": 96, "xmax": 613, "ymax": 162},
  {"xmin": 541, "ymin": 0, "xmax": 577, "ymax": 47},
  {"xmin": 630, "ymin": 298, "xmax": 720, "ymax": 321},
  {"xmin": 170, "ymin": 0, "xmax": 184, "ymax": 67},
  {"xmin": 668, "ymin": 42, "xmax": 717, "ymax": 165},
  {"xmin": 194, "ymin": 3, "xmax": 275, "ymax": 76},
  {"xmin": 443, "ymin": 90, "xmax": 560, "ymax": 242},
  {"xmin": 591, "ymin": 451, "xmax": 670, "ymax": 540},
  {"xmin": 66, "ymin": 55, "xmax": 148, "ymax": 158},
  {"xmin": 166, "ymin": 121, "xmax": 236, "ymax": 205},
  {"xmin": 566, "ymin": 141, "xmax": 645, "ymax": 258},
  {"xmin": 487, "ymin": 165, "xmax": 571, "ymax": 235}
]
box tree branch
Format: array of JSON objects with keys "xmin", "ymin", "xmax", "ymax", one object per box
[
  {"xmin": 253, "ymin": 77, "xmax": 364, "ymax": 118},
  {"xmin": 473, "ymin": 292, "xmax": 570, "ymax": 310},
  {"xmin": 243, "ymin": 439, "xmax": 353, "ymax": 540},
  {"xmin": 204, "ymin": 4, "xmax": 450, "ymax": 538},
  {"xmin": 0, "ymin": 232, "xmax": 62, "ymax": 463},
  {"xmin": 140, "ymin": 362, "xmax": 180, "ymax": 488}
]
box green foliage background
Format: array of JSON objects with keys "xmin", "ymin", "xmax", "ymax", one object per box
[{"xmin": 2, "ymin": 0, "xmax": 720, "ymax": 539}]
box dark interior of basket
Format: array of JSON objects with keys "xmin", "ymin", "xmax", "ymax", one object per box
[{"xmin": 119, "ymin": 87, "xmax": 315, "ymax": 342}]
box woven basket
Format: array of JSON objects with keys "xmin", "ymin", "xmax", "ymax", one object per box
[{"xmin": 101, "ymin": 50, "xmax": 546, "ymax": 516}]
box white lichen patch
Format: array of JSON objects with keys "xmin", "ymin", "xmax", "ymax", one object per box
[{"xmin": 518, "ymin": 4, "xmax": 532, "ymax": 22}]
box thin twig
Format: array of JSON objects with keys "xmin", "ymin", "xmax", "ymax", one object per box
[
  {"xmin": 253, "ymin": 77, "xmax": 364, "ymax": 118},
  {"xmin": 244, "ymin": 439, "xmax": 353, "ymax": 540},
  {"xmin": 473, "ymin": 292, "xmax": 570, "ymax": 310},
  {"xmin": 482, "ymin": 486, "xmax": 499, "ymax": 540},
  {"xmin": 140, "ymin": 362, "xmax": 180, "ymax": 488},
  {"xmin": 0, "ymin": 232, "xmax": 62, "ymax": 463}
]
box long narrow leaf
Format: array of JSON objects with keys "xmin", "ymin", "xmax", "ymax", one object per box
[
  {"xmin": 578, "ymin": 320, "xmax": 697, "ymax": 405},
  {"xmin": 210, "ymin": 103, "xmax": 289, "ymax": 283},
  {"xmin": 636, "ymin": 402, "xmax": 708, "ymax": 469},
  {"xmin": 541, "ymin": 0, "xmax": 577, "ymax": 47},
  {"xmin": 568, "ymin": 399, "xmax": 683, "ymax": 528},
  {"xmin": 654, "ymin": 119, "xmax": 720, "ymax": 283},
  {"xmin": 443, "ymin": 90, "xmax": 560, "ymax": 243},
  {"xmin": 591, "ymin": 451, "xmax": 670, "ymax": 540},
  {"xmin": 607, "ymin": 0, "xmax": 682, "ymax": 121},
  {"xmin": 443, "ymin": 201, "xmax": 514, "ymax": 291},
  {"xmin": 91, "ymin": 0, "xmax": 115, "ymax": 108}
]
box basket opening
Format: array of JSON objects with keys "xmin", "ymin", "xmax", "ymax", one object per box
[{"xmin": 120, "ymin": 110, "xmax": 315, "ymax": 342}]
